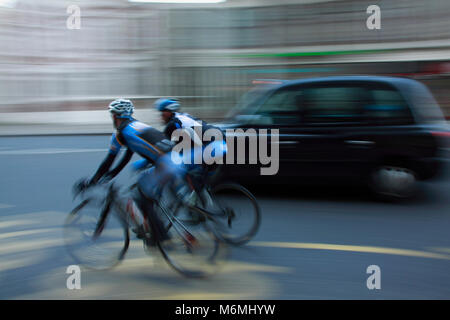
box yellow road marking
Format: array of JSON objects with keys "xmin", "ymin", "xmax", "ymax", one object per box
[
  {"xmin": 158, "ymin": 292, "xmax": 255, "ymax": 300},
  {"xmin": 0, "ymin": 257, "xmax": 38, "ymax": 272},
  {"xmin": 0, "ymin": 219, "xmax": 37, "ymax": 230},
  {"xmin": 113, "ymin": 257, "xmax": 291, "ymax": 275},
  {"xmin": 427, "ymin": 247, "xmax": 450, "ymax": 254},
  {"xmin": 12, "ymin": 259, "xmax": 283, "ymax": 300},
  {"xmin": 220, "ymin": 261, "xmax": 292, "ymax": 274},
  {"xmin": 251, "ymin": 241, "xmax": 450, "ymax": 260},
  {"xmin": 0, "ymin": 228, "xmax": 55, "ymax": 240},
  {"xmin": 113, "ymin": 257, "xmax": 156, "ymax": 269},
  {"xmin": 0, "ymin": 239, "xmax": 60, "ymax": 255}
]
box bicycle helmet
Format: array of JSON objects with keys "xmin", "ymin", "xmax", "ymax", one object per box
[
  {"xmin": 109, "ymin": 98, "xmax": 134, "ymax": 118},
  {"xmin": 154, "ymin": 98, "xmax": 180, "ymax": 112}
]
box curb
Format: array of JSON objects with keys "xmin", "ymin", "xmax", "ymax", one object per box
[
  {"xmin": 0, "ymin": 109, "xmax": 224, "ymax": 136},
  {"xmin": 0, "ymin": 110, "xmax": 164, "ymax": 136}
]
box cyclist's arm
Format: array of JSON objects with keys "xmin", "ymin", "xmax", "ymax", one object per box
[
  {"xmin": 89, "ymin": 133, "xmax": 122, "ymax": 184},
  {"xmin": 164, "ymin": 120, "xmax": 180, "ymax": 140},
  {"xmin": 105, "ymin": 148, "xmax": 134, "ymax": 179},
  {"xmin": 89, "ymin": 153, "xmax": 117, "ymax": 184}
]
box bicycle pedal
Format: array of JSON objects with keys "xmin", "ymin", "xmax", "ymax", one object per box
[
  {"xmin": 144, "ymin": 236, "xmax": 157, "ymax": 247},
  {"xmin": 184, "ymin": 233, "xmax": 198, "ymax": 248},
  {"xmin": 132, "ymin": 226, "xmax": 147, "ymax": 239}
]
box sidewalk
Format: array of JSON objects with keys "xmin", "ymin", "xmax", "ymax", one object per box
[
  {"xmin": 0, "ymin": 110, "xmax": 164, "ymax": 136},
  {"xmin": 1, "ymin": 109, "xmax": 448, "ymax": 137}
]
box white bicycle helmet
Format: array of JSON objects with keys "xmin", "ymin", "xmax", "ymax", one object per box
[{"xmin": 109, "ymin": 98, "xmax": 134, "ymax": 118}]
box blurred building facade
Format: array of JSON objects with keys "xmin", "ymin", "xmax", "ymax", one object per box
[{"xmin": 0, "ymin": 0, "xmax": 449, "ymax": 118}]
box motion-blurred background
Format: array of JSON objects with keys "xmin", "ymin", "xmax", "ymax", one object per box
[
  {"xmin": 1, "ymin": 1, "xmax": 450, "ymax": 300},
  {"xmin": 0, "ymin": 0, "xmax": 449, "ymax": 132}
]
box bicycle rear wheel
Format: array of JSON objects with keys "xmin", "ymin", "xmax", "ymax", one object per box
[
  {"xmin": 208, "ymin": 183, "xmax": 261, "ymax": 246},
  {"xmin": 153, "ymin": 202, "xmax": 228, "ymax": 278},
  {"xmin": 64, "ymin": 198, "xmax": 130, "ymax": 270}
]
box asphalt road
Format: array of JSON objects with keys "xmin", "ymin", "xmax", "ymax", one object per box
[{"xmin": 0, "ymin": 135, "xmax": 450, "ymax": 299}]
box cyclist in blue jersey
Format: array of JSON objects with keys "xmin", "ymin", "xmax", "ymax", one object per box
[
  {"xmin": 154, "ymin": 98, "xmax": 228, "ymax": 215},
  {"xmin": 154, "ymin": 98, "xmax": 227, "ymax": 173},
  {"xmin": 75, "ymin": 98, "xmax": 181, "ymax": 244},
  {"xmin": 154, "ymin": 98, "xmax": 215, "ymax": 143}
]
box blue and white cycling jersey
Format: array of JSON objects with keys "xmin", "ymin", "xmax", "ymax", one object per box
[
  {"xmin": 94, "ymin": 117, "xmax": 226, "ymax": 198},
  {"xmin": 109, "ymin": 119, "xmax": 166, "ymax": 163}
]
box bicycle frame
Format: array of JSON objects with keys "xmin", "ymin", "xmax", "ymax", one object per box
[
  {"xmin": 91, "ymin": 181, "xmax": 199, "ymax": 243},
  {"xmin": 92, "ymin": 182, "xmax": 145, "ymax": 239},
  {"xmin": 68, "ymin": 175, "xmax": 230, "ymax": 277},
  {"xmin": 159, "ymin": 184, "xmax": 227, "ymax": 238},
  {"xmin": 89, "ymin": 167, "xmax": 226, "ymax": 244}
]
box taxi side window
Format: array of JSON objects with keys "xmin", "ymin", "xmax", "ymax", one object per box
[
  {"xmin": 300, "ymin": 86, "xmax": 368, "ymax": 124},
  {"xmin": 365, "ymin": 88, "xmax": 413, "ymax": 124},
  {"xmin": 254, "ymin": 88, "xmax": 303, "ymax": 125}
]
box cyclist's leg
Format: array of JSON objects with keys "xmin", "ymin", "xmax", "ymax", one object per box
[
  {"xmin": 206, "ymin": 139, "xmax": 227, "ymax": 161},
  {"xmin": 133, "ymin": 187, "xmax": 163, "ymax": 242},
  {"xmin": 184, "ymin": 139, "xmax": 227, "ymax": 191},
  {"xmin": 135, "ymin": 152, "xmax": 190, "ymax": 239},
  {"xmin": 134, "ymin": 165, "xmax": 171, "ymax": 242},
  {"xmin": 195, "ymin": 140, "xmax": 228, "ymax": 212},
  {"xmin": 199, "ymin": 139, "xmax": 228, "ymax": 190},
  {"xmin": 169, "ymin": 147, "xmax": 199, "ymax": 202}
]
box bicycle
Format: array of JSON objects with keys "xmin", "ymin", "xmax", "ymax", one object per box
[
  {"xmin": 64, "ymin": 179, "xmax": 228, "ymax": 278},
  {"xmin": 165, "ymin": 166, "xmax": 262, "ymax": 246}
]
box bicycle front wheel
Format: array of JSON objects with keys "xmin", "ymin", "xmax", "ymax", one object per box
[
  {"xmin": 64, "ymin": 199, "xmax": 130, "ymax": 270},
  {"xmin": 208, "ymin": 183, "xmax": 261, "ymax": 246}
]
